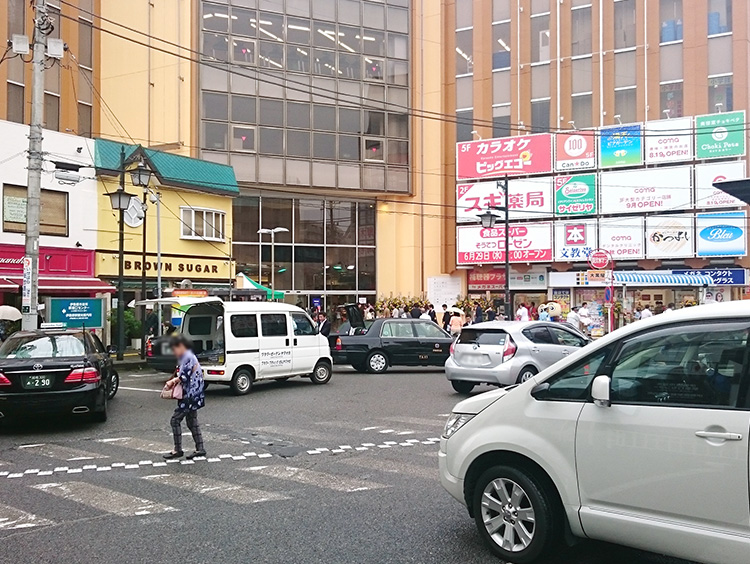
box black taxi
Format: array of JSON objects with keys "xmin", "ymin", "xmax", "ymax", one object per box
[
  {"xmin": 0, "ymin": 327, "xmax": 118, "ymax": 423},
  {"xmin": 330, "ymin": 305, "xmax": 453, "ymax": 373}
]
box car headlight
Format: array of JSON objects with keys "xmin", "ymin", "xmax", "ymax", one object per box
[{"xmin": 442, "ymin": 413, "xmax": 475, "ymax": 439}]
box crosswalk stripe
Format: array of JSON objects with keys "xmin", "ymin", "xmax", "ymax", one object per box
[
  {"xmin": 243, "ymin": 465, "xmax": 388, "ymax": 493},
  {"xmin": 383, "ymin": 416, "xmax": 444, "ymax": 428},
  {"xmin": 143, "ymin": 474, "xmax": 289, "ymax": 504},
  {"xmin": 17, "ymin": 444, "xmax": 107, "ymax": 462},
  {"xmin": 31, "ymin": 482, "xmax": 177, "ymax": 516},
  {"xmin": 342, "ymin": 456, "xmax": 437, "ymax": 481},
  {"xmin": 96, "ymin": 437, "xmax": 173, "ymax": 455},
  {"xmin": 0, "ymin": 503, "xmax": 55, "ymax": 530}
]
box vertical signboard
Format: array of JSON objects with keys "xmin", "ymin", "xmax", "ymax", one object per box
[
  {"xmin": 598, "ymin": 123, "xmax": 643, "ymax": 168},
  {"xmin": 645, "ymin": 215, "xmax": 694, "ymax": 258},
  {"xmin": 554, "ymin": 174, "xmax": 597, "ymax": 215},
  {"xmin": 695, "ymin": 110, "xmax": 746, "ymax": 159},
  {"xmin": 695, "ymin": 161, "xmax": 747, "ymax": 209},
  {"xmin": 696, "ymin": 211, "xmax": 747, "ymax": 257},
  {"xmin": 600, "ymin": 166, "xmax": 692, "ymax": 214},
  {"xmin": 456, "ymin": 134, "xmax": 553, "ymax": 180},
  {"xmin": 554, "ymin": 131, "xmax": 596, "ymax": 171},
  {"xmin": 599, "ymin": 216, "xmax": 645, "ymax": 259},
  {"xmin": 456, "ymin": 223, "xmax": 553, "ymax": 265},
  {"xmin": 554, "ymin": 219, "xmax": 598, "ymax": 262},
  {"xmin": 644, "ymin": 117, "xmax": 693, "ymax": 163},
  {"xmin": 21, "ymin": 256, "xmax": 31, "ymax": 314}
]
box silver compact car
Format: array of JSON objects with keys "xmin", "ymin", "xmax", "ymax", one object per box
[{"xmin": 445, "ymin": 321, "xmax": 590, "ymax": 393}]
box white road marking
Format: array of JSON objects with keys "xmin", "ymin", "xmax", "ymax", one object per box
[
  {"xmin": 143, "ymin": 474, "xmax": 289, "ymax": 504},
  {"xmin": 0, "ymin": 503, "xmax": 54, "ymax": 530},
  {"xmin": 378, "ymin": 429, "xmax": 395, "ymax": 434},
  {"xmin": 343, "ymin": 456, "xmax": 437, "ymax": 481},
  {"xmin": 244, "ymin": 466, "xmax": 388, "ymax": 493},
  {"xmin": 18, "ymin": 444, "xmax": 107, "ymax": 462},
  {"xmin": 32, "ymin": 482, "xmax": 177, "ymax": 516},
  {"xmin": 96, "ymin": 437, "xmax": 173, "ymax": 454},
  {"xmin": 118, "ymin": 386, "xmax": 162, "ymax": 393},
  {"xmin": 384, "ymin": 416, "xmax": 444, "ymax": 428},
  {"xmin": 254, "ymin": 426, "xmax": 333, "ymax": 442},
  {"xmin": 361, "ymin": 426, "xmax": 380, "ymax": 431}
]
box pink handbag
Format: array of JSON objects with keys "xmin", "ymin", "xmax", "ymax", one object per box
[{"xmin": 160, "ymin": 381, "xmax": 183, "ymax": 400}]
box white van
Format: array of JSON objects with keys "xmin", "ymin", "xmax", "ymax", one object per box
[{"xmin": 175, "ymin": 299, "xmax": 332, "ymax": 395}]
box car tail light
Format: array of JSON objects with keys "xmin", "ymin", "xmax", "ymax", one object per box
[
  {"xmin": 0, "ymin": 373, "xmax": 10, "ymax": 387},
  {"xmin": 146, "ymin": 340, "xmax": 153, "ymax": 357},
  {"xmin": 503, "ymin": 337, "xmax": 517, "ymax": 362},
  {"xmin": 207, "ymin": 369, "xmax": 224, "ymax": 375},
  {"xmin": 65, "ymin": 367, "xmax": 100, "ymax": 384},
  {"xmin": 449, "ymin": 340, "xmax": 456, "ymax": 355},
  {"xmin": 335, "ymin": 338, "xmax": 342, "ymax": 351}
]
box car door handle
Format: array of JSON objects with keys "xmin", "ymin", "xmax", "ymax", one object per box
[
  {"xmin": 285, "ymin": 338, "xmax": 290, "ymax": 346},
  {"xmin": 531, "ymin": 347, "xmax": 540, "ymax": 353},
  {"xmin": 695, "ymin": 431, "xmax": 743, "ymax": 441},
  {"xmin": 294, "ymin": 338, "xmax": 298, "ymax": 346}
]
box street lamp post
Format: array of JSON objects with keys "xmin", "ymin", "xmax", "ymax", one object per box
[
  {"xmin": 258, "ymin": 227, "xmax": 289, "ymax": 301},
  {"xmin": 477, "ymin": 177, "xmax": 510, "ymax": 318},
  {"xmin": 130, "ymin": 160, "xmax": 154, "ymax": 359},
  {"xmin": 104, "ymin": 147, "xmax": 138, "ymax": 360}
]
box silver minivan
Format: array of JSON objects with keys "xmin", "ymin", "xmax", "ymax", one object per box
[{"xmin": 445, "ymin": 321, "xmax": 589, "ymax": 394}]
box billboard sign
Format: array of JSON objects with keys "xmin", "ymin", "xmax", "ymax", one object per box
[
  {"xmin": 554, "ymin": 219, "xmax": 598, "ymax": 262},
  {"xmin": 456, "ymin": 223, "xmax": 553, "ymax": 265},
  {"xmin": 645, "ymin": 214, "xmax": 694, "ymax": 259},
  {"xmin": 599, "ymin": 123, "xmax": 643, "ymax": 168},
  {"xmin": 644, "ymin": 117, "xmax": 693, "ymax": 164},
  {"xmin": 554, "ymin": 131, "xmax": 596, "ymax": 171},
  {"xmin": 696, "ymin": 211, "xmax": 747, "ymax": 257},
  {"xmin": 456, "ymin": 133, "xmax": 553, "ymax": 180},
  {"xmin": 48, "ymin": 298, "xmax": 105, "ymax": 329},
  {"xmin": 554, "ymin": 174, "xmax": 597, "ymax": 216},
  {"xmin": 695, "ymin": 110, "xmax": 746, "ymax": 159},
  {"xmin": 599, "ymin": 216, "xmax": 645, "ymax": 259},
  {"xmin": 468, "ymin": 270, "xmax": 506, "ymax": 291},
  {"xmin": 456, "ymin": 179, "xmax": 553, "ymax": 222},
  {"xmin": 672, "ymin": 268, "xmax": 747, "ymax": 286},
  {"xmin": 600, "ymin": 166, "xmax": 692, "ymax": 214},
  {"xmin": 695, "ymin": 161, "xmax": 747, "ymax": 209}
]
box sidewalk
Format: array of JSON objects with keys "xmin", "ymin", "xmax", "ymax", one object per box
[{"xmin": 113, "ymin": 350, "xmax": 149, "ymax": 371}]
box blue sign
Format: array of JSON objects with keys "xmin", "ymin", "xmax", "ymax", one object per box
[
  {"xmin": 695, "ymin": 211, "xmax": 747, "ymax": 257},
  {"xmin": 599, "ymin": 124, "xmax": 643, "ymax": 168},
  {"xmin": 48, "ymin": 298, "xmax": 105, "ymax": 328},
  {"xmin": 672, "ymin": 269, "xmax": 747, "ymax": 286},
  {"xmin": 312, "ymin": 297, "xmax": 322, "ymax": 309}
]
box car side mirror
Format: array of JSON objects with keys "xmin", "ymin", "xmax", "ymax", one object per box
[
  {"xmin": 106, "ymin": 345, "xmax": 118, "ymax": 355},
  {"xmin": 530, "ymin": 382, "xmax": 550, "ymax": 399},
  {"xmin": 591, "ymin": 375, "xmax": 611, "ymax": 407}
]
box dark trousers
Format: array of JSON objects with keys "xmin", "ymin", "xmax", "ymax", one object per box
[{"xmin": 170, "ymin": 409, "xmax": 204, "ymax": 452}]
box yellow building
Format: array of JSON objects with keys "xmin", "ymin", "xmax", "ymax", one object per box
[{"xmin": 94, "ymin": 139, "xmax": 237, "ymax": 296}]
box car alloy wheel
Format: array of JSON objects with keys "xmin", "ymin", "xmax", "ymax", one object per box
[
  {"xmin": 518, "ymin": 367, "xmax": 537, "ymax": 383},
  {"xmin": 368, "ymin": 352, "xmax": 388, "ymax": 373},
  {"xmin": 481, "ymin": 478, "xmax": 536, "ymax": 553},
  {"xmin": 107, "ymin": 371, "xmax": 119, "ymax": 400}
]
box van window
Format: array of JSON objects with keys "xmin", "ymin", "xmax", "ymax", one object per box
[
  {"xmin": 188, "ymin": 316, "xmax": 213, "ymax": 336},
  {"xmin": 261, "ymin": 314, "xmax": 288, "ymax": 337},
  {"xmin": 230, "ymin": 314, "xmax": 258, "ymax": 338},
  {"xmin": 292, "ymin": 313, "xmax": 316, "ymax": 336}
]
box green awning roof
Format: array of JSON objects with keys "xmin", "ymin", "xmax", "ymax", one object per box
[
  {"xmin": 94, "ymin": 139, "xmax": 239, "ymax": 196},
  {"xmin": 239, "ymin": 273, "xmax": 284, "ymax": 300}
]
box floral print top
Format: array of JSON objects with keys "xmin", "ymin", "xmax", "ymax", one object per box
[{"xmin": 176, "ymin": 350, "xmax": 205, "ymax": 412}]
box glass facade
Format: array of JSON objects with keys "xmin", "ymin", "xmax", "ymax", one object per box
[
  {"xmin": 199, "ymin": 0, "xmax": 411, "ymax": 193},
  {"xmin": 233, "ymin": 195, "xmax": 376, "ymax": 321}
]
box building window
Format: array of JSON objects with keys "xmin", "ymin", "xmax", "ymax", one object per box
[
  {"xmin": 571, "ymin": 7, "xmax": 592, "ymax": 56},
  {"xmin": 660, "ymin": 82, "xmax": 684, "ymax": 118},
  {"xmin": 708, "ymin": 75, "xmax": 733, "ymax": 113},
  {"xmin": 44, "ymin": 94, "xmax": 59, "ymax": 131},
  {"xmin": 493, "ymin": 0, "xmax": 511, "ymax": 22},
  {"xmin": 180, "ymin": 207, "xmax": 226, "ymax": 242},
  {"xmin": 232, "ymin": 38, "xmax": 256, "ymax": 65},
  {"xmin": 571, "ymin": 94, "xmax": 593, "ymax": 129},
  {"xmin": 78, "ymin": 103, "xmax": 92, "ymax": 137},
  {"xmin": 492, "ymin": 22, "xmax": 511, "ymax": 70},
  {"xmin": 708, "ymin": 0, "xmax": 732, "ymax": 35},
  {"xmin": 203, "ymin": 91, "xmax": 228, "ymax": 121},
  {"xmin": 659, "ymin": 43, "xmax": 683, "ymax": 82},
  {"xmin": 456, "ymin": 109, "xmax": 473, "ymax": 142},
  {"xmin": 572, "ymin": 57, "xmax": 593, "ymax": 94},
  {"xmin": 615, "ymin": 88, "xmax": 637, "ymax": 123},
  {"xmin": 493, "ymin": 70, "xmax": 511, "ymax": 105},
  {"xmin": 232, "ymin": 126, "xmax": 256, "ymax": 152},
  {"xmin": 531, "ymin": 64, "xmax": 550, "ymax": 100},
  {"xmin": 531, "ymin": 99, "xmax": 550, "ymax": 132},
  {"xmin": 660, "ymin": 0, "xmax": 683, "ymax": 42},
  {"xmin": 202, "ymin": 3, "xmax": 229, "ymax": 32},
  {"xmin": 530, "ymin": 15, "xmax": 550, "ymax": 63},
  {"xmin": 363, "ymin": 138, "xmax": 384, "ymax": 161},
  {"xmin": 78, "ymin": 20, "xmax": 93, "ymax": 68},
  {"xmin": 203, "ymin": 121, "xmax": 228, "ymax": 150},
  {"xmin": 456, "ymin": 76, "xmax": 473, "ymax": 110},
  {"xmin": 615, "ymin": 50, "xmax": 636, "ymax": 88},
  {"xmin": 3, "ymin": 185, "xmax": 68, "ymax": 236},
  {"xmin": 614, "ymin": 0, "xmax": 636, "ymax": 49},
  {"xmin": 708, "ymin": 35, "xmax": 732, "ymax": 76},
  {"xmin": 492, "ymin": 105, "xmax": 511, "ymax": 138},
  {"xmin": 7, "ymin": 83, "xmax": 24, "ymax": 124},
  {"xmin": 456, "ymin": 0, "xmax": 473, "ymax": 30},
  {"xmin": 455, "ymin": 29, "xmax": 473, "ymax": 75}
]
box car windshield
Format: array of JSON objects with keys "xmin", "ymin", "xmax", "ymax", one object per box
[
  {"xmin": 0, "ymin": 333, "xmax": 86, "ymax": 359},
  {"xmin": 458, "ymin": 329, "xmax": 508, "ymax": 346}
]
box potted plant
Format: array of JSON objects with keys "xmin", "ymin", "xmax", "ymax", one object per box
[{"xmin": 110, "ymin": 310, "xmax": 143, "ymax": 351}]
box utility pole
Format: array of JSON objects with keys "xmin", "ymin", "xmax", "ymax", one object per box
[
  {"xmin": 140, "ymin": 189, "xmax": 148, "ymax": 358},
  {"xmin": 22, "ymin": 0, "xmax": 50, "ymax": 330},
  {"xmin": 117, "ymin": 147, "xmax": 126, "ymax": 360}
]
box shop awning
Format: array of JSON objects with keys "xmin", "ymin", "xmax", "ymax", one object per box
[
  {"xmin": 0, "ymin": 278, "xmax": 18, "ymax": 290},
  {"xmin": 6, "ymin": 277, "xmax": 116, "ymax": 293},
  {"xmin": 238, "ymin": 273, "xmax": 284, "ymax": 300},
  {"xmin": 614, "ymin": 272, "xmax": 714, "ymax": 286}
]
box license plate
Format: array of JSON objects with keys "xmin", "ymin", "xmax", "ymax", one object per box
[
  {"xmin": 463, "ymin": 355, "xmax": 489, "ymax": 366},
  {"xmin": 22, "ymin": 375, "xmax": 53, "ymax": 390}
]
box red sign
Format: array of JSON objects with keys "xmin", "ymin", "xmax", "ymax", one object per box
[
  {"xmin": 172, "ymin": 289, "xmax": 209, "ymax": 298},
  {"xmin": 0, "ymin": 244, "xmax": 94, "ymax": 276},
  {"xmin": 468, "ymin": 270, "xmax": 506, "ymax": 291},
  {"xmin": 554, "ymin": 131, "xmax": 596, "ymax": 171},
  {"xmin": 456, "ymin": 134, "xmax": 553, "ymax": 180},
  {"xmin": 588, "ymin": 249, "xmax": 613, "ymax": 270}
]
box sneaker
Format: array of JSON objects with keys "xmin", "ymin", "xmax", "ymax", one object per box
[
  {"xmin": 163, "ymin": 451, "xmax": 184, "ymax": 460},
  {"xmin": 186, "ymin": 450, "xmax": 207, "ymax": 460}
]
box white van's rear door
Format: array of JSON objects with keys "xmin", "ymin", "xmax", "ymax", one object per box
[
  {"xmin": 257, "ymin": 312, "xmax": 293, "ymax": 379},
  {"xmin": 290, "ymin": 312, "xmax": 320, "ymax": 375}
]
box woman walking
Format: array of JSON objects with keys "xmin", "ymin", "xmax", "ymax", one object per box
[{"xmin": 163, "ymin": 335, "xmax": 206, "ymax": 460}]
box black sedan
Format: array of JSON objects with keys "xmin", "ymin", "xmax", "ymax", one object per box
[
  {"xmin": 330, "ymin": 305, "xmax": 453, "ymax": 373},
  {"xmin": 0, "ymin": 328, "xmax": 118, "ymax": 423}
]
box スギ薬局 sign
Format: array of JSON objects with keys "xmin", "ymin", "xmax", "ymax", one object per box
[{"xmin": 456, "ymin": 134, "xmax": 553, "ymax": 180}]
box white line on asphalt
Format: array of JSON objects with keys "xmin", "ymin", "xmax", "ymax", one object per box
[
  {"xmin": 0, "ymin": 503, "xmax": 55, "ymax": 530},
  {"xmin": 32, "ymin": 482, "xmax": 177, "ymax": 516},
  {"xmin": 243, "ymin": 466, "xmax": 388, "ymax": 493},
  {"xmin": 17, "ymin": 444, "xmax": 107, "ymax": 462},
  {"xmin": 361, "ymin": 426, "xmax": 380, "ymax": 431},
  {"xmin": 118, "ymin": 386, "xmax": 161, "ymax": 393},
  {"xmin": 143, "ymin": 474, "xmax": 289, "ymax": 504},
  {"xmin": 342, "ymin": 456, "xmax": 438, "ymax": 481},
  {"xmin": 96, "ymin": 437, "xmax": 172, "ymax": 454},
  {"xmin": 384, "ymin": 416, "xmax": 445, "ymax": 428}
]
